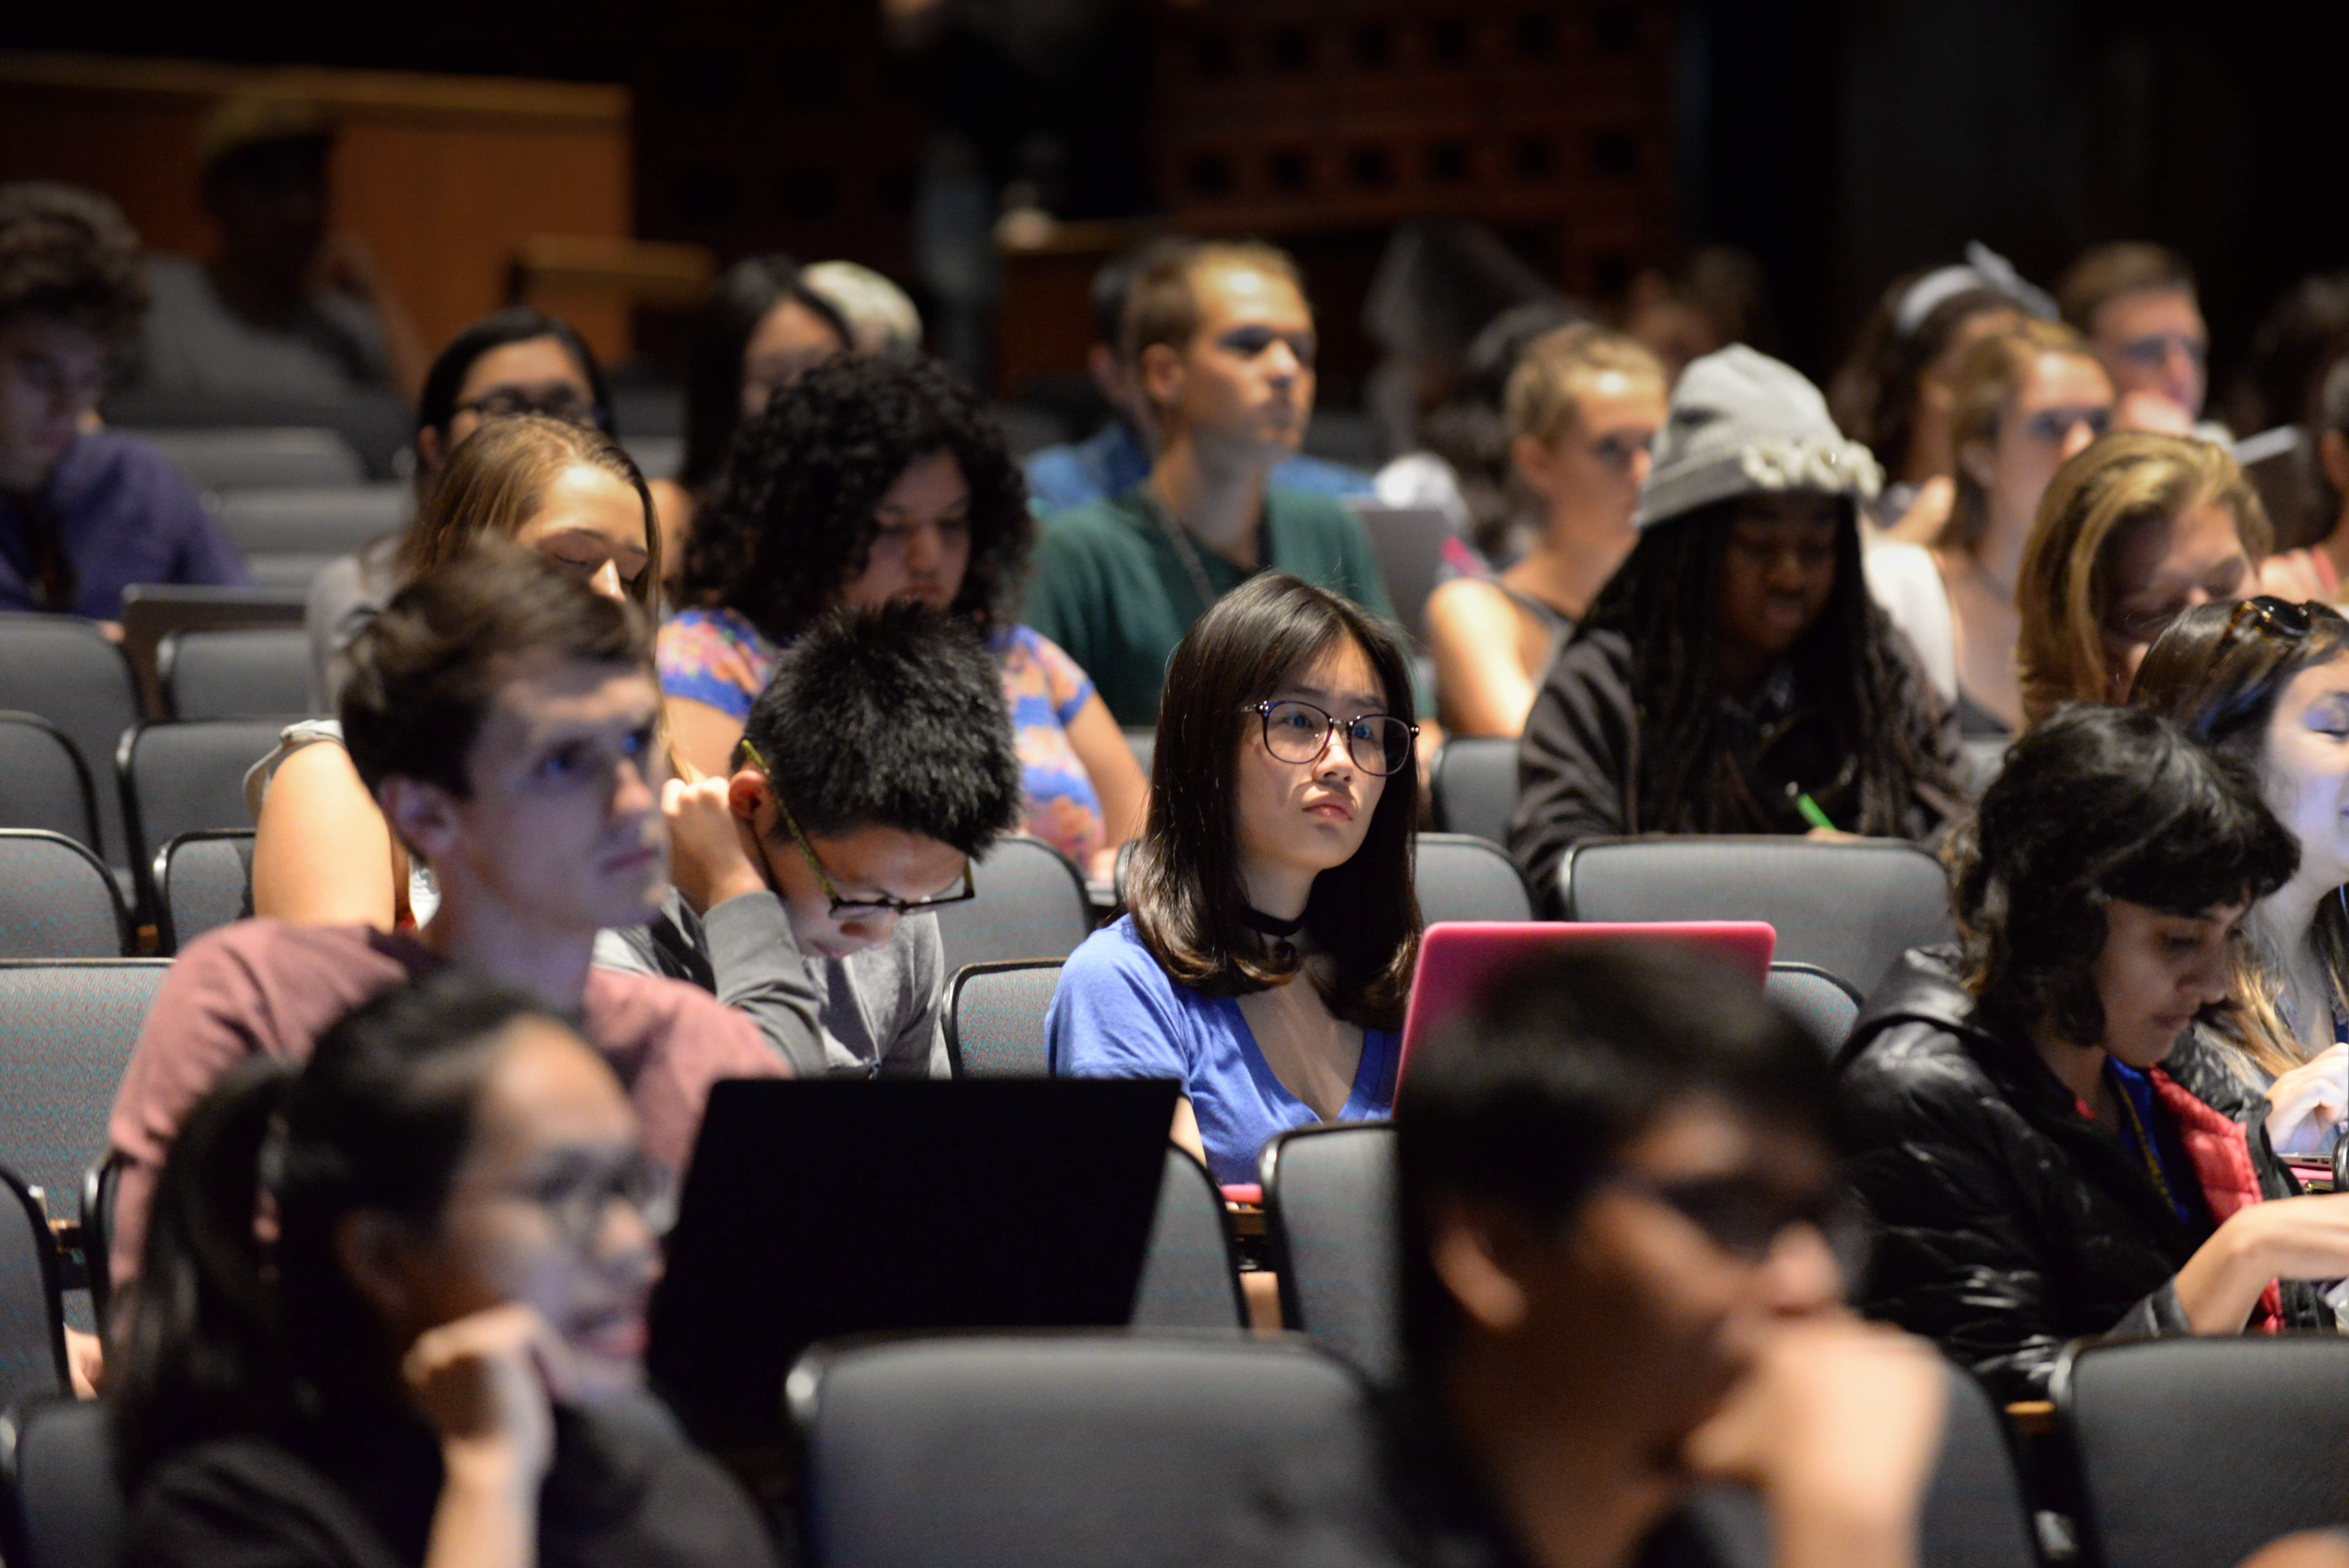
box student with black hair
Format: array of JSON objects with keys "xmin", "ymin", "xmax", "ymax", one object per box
[
  {"xmin": 306, "ymin": 308, "xmax": 617, "ymax": 700},
  {"xmin": 601, "ymin": 600, "xmax": 1025, "ymax": 1078},
  {"xmin": 113, "ymin": 972, "xmax": 779, "ymax": 1568},
  {"xmin": 1236, "ymin": 946, "xmax": 1950, "ymax": 1568},
  {"xmin": 1511, "ymin": 346, "xmax": 1962, "ymax": 911},
  {"xmin": 0, "ymin": 181, "xmax": 248, "ymax": 621},
  {"xmin": 1843, "ymin": 705, "xmax": 2349, "ymax": 1403},
  {"xmin": 665, "ymin": 351, "xmax": 1145, "ymax": 878},
  {"xmin": 1049, "ymin": 572, "xmax": 1419, "ymax": 1183},
  {"xmin": 648, "ymin": 255, "xmax": 852, "ymax": 582},
  {"xmin": 110, "ymin": 548, "xmax": 783, "ymax": 1292}
]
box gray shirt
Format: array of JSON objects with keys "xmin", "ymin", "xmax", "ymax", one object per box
[
  {"xmin": 593, "ymin": 889, "xmax": 948, "ymax": 1079},
  {"xmin": 136, "ymin": 255, "xmax": 392, "ymax": 400}
]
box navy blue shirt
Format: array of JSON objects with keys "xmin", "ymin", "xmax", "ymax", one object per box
[
  {"xmin": 0, "ymin": 431, "xmax": 250, "ymax": 620},
  {"xmin": 1023, "ymin": 420, "xmax": 1375, "ymax": 516}
]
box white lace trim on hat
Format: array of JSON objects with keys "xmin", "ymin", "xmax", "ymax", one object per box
[{"xmin": 1735, "ymin": 438, "xmax": 1884, "ymax": 499}]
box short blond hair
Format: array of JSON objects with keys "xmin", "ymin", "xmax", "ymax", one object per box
[
  {"xmin": 1502, "ymin": 323, "xmax": 1666, "ymax": 447},
  {"xmin": 2016, "ymin": 432, "xmax": 2267, "ymax": 724}
]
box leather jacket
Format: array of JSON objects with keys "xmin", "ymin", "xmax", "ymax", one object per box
[{"xmin": 1839, "ymin": 947, "xmax": 2328, "ymax": 1405}]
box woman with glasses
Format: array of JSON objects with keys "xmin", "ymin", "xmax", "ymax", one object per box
[
  {"xmin": 112, "ymin": 972, "xmax": 779, "ymax": 1568},
  {"xmin": 1048, "ymin": 572, "xmax": 1420, "ymax": 1190},
  {"xmin": 663, "ymin": 351, "xmax": 1147, "ymax": 882},
  {"xmin": 308, "ymin": 309, "xmax": 617, "ymax": 706},
  {"xmin": 2130, "ymin": 597, "xmax": 2349, "ymax": 1152},
  {"xmin": 1843, "ymin": 705, "xmax": 2349, "ymax": 1405},
  {"xmin": 2015, "ymin": 431, "xmax": 2266, "ymax": 724},
  {"xmin": 1865, "ymin": 320, "xmax": 2114, "ymax": 737},
  {"xmin": 256, "ymin": 415, "xmax": 659, "ymax": 931},
  {"xmin": 1512, "ymin": 346, "xmax": 1964, "ymax": 912}
]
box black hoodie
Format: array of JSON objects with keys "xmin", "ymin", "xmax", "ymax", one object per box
[{"xmin": 1839, "ymin": 947, "xmax": 2327, "ymax": 1405}]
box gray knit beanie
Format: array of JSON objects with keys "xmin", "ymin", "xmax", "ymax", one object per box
[{"xmin": 1634, "ymin": 344, "xmax": 1882, "ymax": 530}]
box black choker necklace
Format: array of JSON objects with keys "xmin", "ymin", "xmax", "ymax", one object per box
[{"xmin": 1242, "ymin": 905, "xmax": 1306, "ymax": 938}]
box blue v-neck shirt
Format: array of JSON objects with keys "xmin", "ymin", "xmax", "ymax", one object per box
[{"xmin": 1046, "ymin": 915, "xmax": 1400, "ymax": 1183}]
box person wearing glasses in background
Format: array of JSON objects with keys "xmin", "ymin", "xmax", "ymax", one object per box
[
  {"xmin": 113, "ymin": 974, "xmax": 781, "ymax": 1568},
  {"xmin": 1863, "ymin": 319, "xmax": 2114, "ymax": 738},
  {"xmin": 2014, "ymin": 432, "xmax": 2265, "ymax": 725},
  {"xmin": 306, "ymin": 307, "xmax": 617, "ymax": 705},
  {"xmin": 2130, "ymin": 597, "xmax": 2349, "ymax": 1147},
  {"xmin": 597, "ymin": 601, "xmax": 1026, "ymax": 1078},
  {"xmin": 1049, "ymin": 574, "xmax": 1421, "ymax": 1186},
  {"xmin": 2057, "ymin": 242, "xmax": 2215, "ymax": 436}
]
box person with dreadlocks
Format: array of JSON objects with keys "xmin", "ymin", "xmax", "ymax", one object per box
[{"xmin": 1510, "ymin": 346, "xmax": 1963, "ymax": 912}]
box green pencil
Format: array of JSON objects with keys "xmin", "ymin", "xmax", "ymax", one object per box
[{"xmin": 1792, "ymin": 792, "xmax": 1837, "ymax": 833}]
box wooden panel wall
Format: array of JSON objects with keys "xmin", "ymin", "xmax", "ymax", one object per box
[{"xmin": 0, "ymin": 53, "xmax": 635, "ymax": 364}]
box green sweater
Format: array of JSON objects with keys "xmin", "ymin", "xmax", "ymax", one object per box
[{"xmin": 1024, "ymin": 486, "xmax": 1399, "ymax": 725}]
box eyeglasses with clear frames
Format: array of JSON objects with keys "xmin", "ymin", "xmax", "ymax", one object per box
[{"xmin": 740, "ymin": 741, "xmax": 977, "ymax": 919}]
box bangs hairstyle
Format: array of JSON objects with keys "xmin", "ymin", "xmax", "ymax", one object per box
[
  {"xmin": 1120, "ymin": 237, "xmax": 1306, "ymax": 365},
  {"xmin": 1395, "ymin": 944, "xmax": 1833, "ymax": 1384},
  {"xmin": 2015, "ymin": 433, "xmax": 2269, "ymax": 724},
  {"xmin": 1939, "ymin": 319, "xmax": 2103, "ymax": 552},
  {"xmin": 341, "ymin": 542, "xmax": 651, "ymax": 803},
  {"xmin": 398, "ymin": 414, "xmax": 659, "ymax": 609},
  {"xmin": 1501, "ymin": 323, "xmax": 1665, "ymax": 448},
  {"xmin": 2132, "ymin": 598, "xmax": 2349, "ymax": 1078},
  {"xmin": 1827, "ymin": 275, "xmax": 2019, "ymax": 471},
  {"xmin": 110, "ymin": 973, "xmax": 563, "ymax": 1486},
  {"xmin": 680, "ymin": 352, "xmax": 1030, "ymax": 645},
  {"xmin": 0, "ymin": 182, "xmax": 147, "ymax": 344},
  {"xmin": 414, "ymin": 307, "xmax": 611, "ymax": 445},
  {"xmin": 1568, "ymin": 499, "xmax": 1962, "ymax": 845},
  {"xmin": 1128, "ymin": 572, "xmax": 1420, "ymax": 1031},
  {"xmin": 1948, "ymin": 703, "xmax": 2296, "ymax": 1049}
]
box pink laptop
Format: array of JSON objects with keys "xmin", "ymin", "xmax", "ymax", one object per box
[{"xmin": 1397, "ymin": 921, "xmax": 1777, "ymax": 1080}]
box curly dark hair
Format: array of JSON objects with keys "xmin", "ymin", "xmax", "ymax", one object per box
[
  {"xmin": 0, "ymin": 182, "xmax": 148, "ymax": 344},
  {"xmin": 679, "ymin": 353, "xmax": 1031, "ymax": 644},
  {"xmin": 1950, "ymin": 703, "xmax": 2296, "ymax": 1049},
  {"xmin": 1570, "ymin": 497, "xmax": 1964, "ymax": 839}
]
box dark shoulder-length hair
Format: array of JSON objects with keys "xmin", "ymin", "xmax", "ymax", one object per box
[
  {"xmin": 1948, "ymin": 703, "xmax": 2296, "ymax": 1049},
  {"xmin": 2132, "ymin": 597, "xmax": 2349, "ymax": 1076},
  {"xmin": 1127, "ymin": 572, "xmax": 1422, "ymax": 1031},
  {"xmin": 680, "ymin": 253, "xmax": 851, "ymax": 494},
  {"xmin": 109, "ymin": 975, "xmax": 565, "ymax": 1488},
  {"xmin": 1571, "ymin": 496, "xmax": 1962, "ymax": 837},
  {"xmin": 679, "ymin": 352, "xmax": 1031, "ymax": 645},
  {"xmin": 1827, "ymin": 276, "xmax": 2017, "ymax": 474}
]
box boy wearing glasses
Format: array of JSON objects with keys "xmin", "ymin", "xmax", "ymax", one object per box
[
  {"xmin": 597, "ymin": 601, "xmax": 1026, "ymax": 1078},
  {"xmin": 1236, "ymin": 945, "xmax": 1951, "ymax": 1568},
  {"xmin": 106, "ymin": 549, "xmax": 783, "ymax": 1300}
]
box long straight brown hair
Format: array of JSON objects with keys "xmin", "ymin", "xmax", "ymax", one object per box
[{"xmin": 1127, "ymin": 572, "xmax": 1421, "ymax": 1031}]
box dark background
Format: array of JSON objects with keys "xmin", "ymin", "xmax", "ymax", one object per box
[{"xmin": 7, "ymin": 0, "xmax": 2343, "ymax": 403}]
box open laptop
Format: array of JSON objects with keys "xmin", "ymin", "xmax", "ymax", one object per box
[
  {"xmin": 647, "ymin": 1077, "xmax": 1178, "ymax": 1455},
  {"xmin": 1397, "ymin": 921, "xmax": 1777, "ymax": 1079},
  {"xmin": 1346, "ymin": 501, "xmax": 1457, "ymax": 640}
]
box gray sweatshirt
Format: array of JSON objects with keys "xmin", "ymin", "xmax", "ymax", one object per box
[{"xmin": 593, "ymin": 888, "xmax": 949, "ymax": 1079}]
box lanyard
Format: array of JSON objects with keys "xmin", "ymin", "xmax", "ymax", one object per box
[
  {"xmin": 1140, "ymin": 485, "xmax": 1230, "ymax": 613},
  {"xmin": 2107, "ymin": 1063, "xmax": 2192, "ymax": 1225}
]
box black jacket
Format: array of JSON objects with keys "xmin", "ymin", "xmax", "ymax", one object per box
[
  {"xmin": 1509, "ymin": 630, "xmax": 1956, "ymax": 915},
  {"xmin": 1839, "ymin": 947, "xmax": 2326, "ymax": 1406}
]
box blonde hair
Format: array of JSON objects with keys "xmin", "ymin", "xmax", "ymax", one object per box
[
  {"xmin": 1938, "ymin": 319, "xmax": 2101, "ymax": 552},
  {"xmin": 2015, "ymin": 433, "xmax": 2267, "ymax": 725},
  {"xmin": 1502, "ymin": 323, "xmax": 1666, "ymax": 448},
  {"xmin": 400, "ymin": 415, "xmax": 660, "ymax": 609}
]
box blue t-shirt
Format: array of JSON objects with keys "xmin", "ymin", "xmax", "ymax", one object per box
[
  {"xmin": 0, "ymin": 431, "xmax": 250, "ymax": 619},
  {"xmin": 1046, "ymin": 915, "xmax": 1401, "ymax": 1183},
  {"xmin": 1023, "ymin": 421, "xmax": 1374, "ymax": 516}
]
